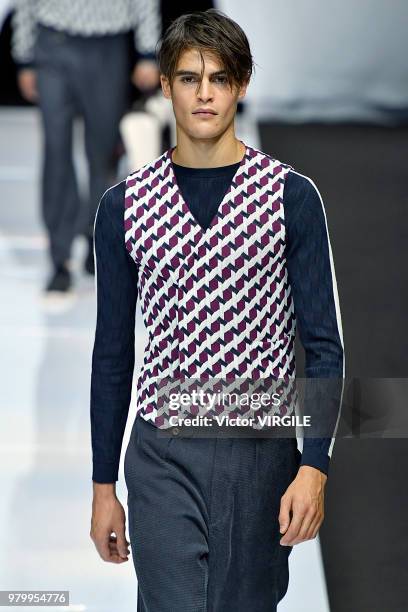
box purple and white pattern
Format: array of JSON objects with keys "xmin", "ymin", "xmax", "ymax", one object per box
[{"xmin": 124, "ymin": 142, "xmax": 298, "ymax": 426}]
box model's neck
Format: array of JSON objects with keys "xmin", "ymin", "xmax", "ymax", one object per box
[{"xmin": 171, "ymin": 135, "xmax": 245, "ymax": 168}]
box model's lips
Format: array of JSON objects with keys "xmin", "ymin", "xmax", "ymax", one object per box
[{"xmin": 193, "ymin": 109, "xmax": 217, "ymax": 115}]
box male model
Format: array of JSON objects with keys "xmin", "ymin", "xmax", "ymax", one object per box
[{"xmin": 90, "ymin": 9, "xmax": 344, "ymax": 611}]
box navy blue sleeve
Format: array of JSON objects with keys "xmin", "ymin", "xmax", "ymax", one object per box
[
  {"xmin": 90, "ymin": 180, "xmax": 139, "ymax": 483},
  {"xmin": 283, "ymin": 170, "xmax": 345, "ymax": 477}
]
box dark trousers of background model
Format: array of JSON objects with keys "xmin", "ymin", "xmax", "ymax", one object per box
[
  {"xmin": 34, "ymin": 23, "xmax": 131, "ymax": 268},
  {"xmin": 125, "ymin": 412, "xmax": 301, "ymax": 612}
]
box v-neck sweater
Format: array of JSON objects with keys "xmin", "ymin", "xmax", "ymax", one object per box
[
  {"xmin": 90, "ymin": 158, "xmax": 344, "ymax": 483},
  {"xmin": 172, "ymin": 159, "xmax": 241, "ymax": 231}
]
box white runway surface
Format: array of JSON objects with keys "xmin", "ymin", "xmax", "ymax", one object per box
[{"xmin": 0, "ymin": 107, "xmax": 330, "ymax": 611}]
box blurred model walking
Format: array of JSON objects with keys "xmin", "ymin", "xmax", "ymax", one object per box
[{"xmin": 11, "ymin": 0, "xmax": 160, "ymax": 292}]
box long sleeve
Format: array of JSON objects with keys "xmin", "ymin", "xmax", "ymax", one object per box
[
  {"xmin": 90, "ymin": 181, "xmax": 139, "ymax": 483},
  {"xmin": 11, "ymin": 0, "xmax": 38, "ymax": 68},
  {"xmin": 283, "ymin": 170, "xmax": 345, "ymax": 477},
  {"xmin": 132, "ymin": 0, "xmax": 161, "ymax": 60}
]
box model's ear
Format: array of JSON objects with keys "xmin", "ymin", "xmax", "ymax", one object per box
[
  {"xmin": 161, "ymin": 75, "xmax": 172, "ymax": 99},
  {"xmin": 237, "ymin": 78, "xmax": 249, "ymax": 101}
]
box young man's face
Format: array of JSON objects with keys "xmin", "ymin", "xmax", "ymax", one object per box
[{"xmin": 161, "ymin": 47, "xmax": 248, "ymax": 141}]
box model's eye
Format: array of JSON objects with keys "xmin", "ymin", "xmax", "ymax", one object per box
[{"xmin": 179, "ymin": 76, "xmax": 228, "ymax": 85}]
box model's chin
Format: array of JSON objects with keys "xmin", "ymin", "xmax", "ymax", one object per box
[{"xmin": 187, "ymin": 121, "xmax": 221, "ymax": 136}]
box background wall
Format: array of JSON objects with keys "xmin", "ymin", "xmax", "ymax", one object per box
[{"xmin": 220, "ymin": 0, "xmax": 408, "ymax": 123}]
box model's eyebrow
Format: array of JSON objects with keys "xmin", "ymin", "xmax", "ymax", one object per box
[{"xmin": 174, "ymin": 69, "xmax": 227, "ymax": 77}]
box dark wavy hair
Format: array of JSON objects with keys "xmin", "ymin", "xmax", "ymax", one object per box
[{"xmin": 156, "ymin": 9, "xmax": 255, "ymax": 91}]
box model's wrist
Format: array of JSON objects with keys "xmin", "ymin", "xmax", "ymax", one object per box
[
  {"xmin": 92, "ymin": 482, "xmax": 116, "ymax": 498},
  {"xmin": 298, "ymin": 464, "xmax": 328, "ymax": 483},
  {"xmin": 300, "ymin": 444, "xmax": 330, "ymax": 477}
]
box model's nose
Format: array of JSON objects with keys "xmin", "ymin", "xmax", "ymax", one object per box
[{"xmin": 196, "ymin": 79, "xmax": 214, "ymax": 101}]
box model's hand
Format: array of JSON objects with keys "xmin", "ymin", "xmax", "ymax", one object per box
[
  {"xmin": 17, "ymin": 69, "xmax": 38, "ymax": 103},
  {"xmin": 90, "ymin": 484, "xmax": 130, "ymax": 563},
  {"xmin": 278, "ymin": 465, "xmax": 327, "ymax": 546},
  {"xmin": 131, "ymin": 59, "xmax": 160, "ymax": 91}
]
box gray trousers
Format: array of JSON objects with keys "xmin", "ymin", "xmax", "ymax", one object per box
[
  {"xmin": 34, "ymin": 24, "xmax": 131, "ymax": 267},
  {"xmin": 124, "ymin": 412, "xmax": 302, "ymax": 611}
]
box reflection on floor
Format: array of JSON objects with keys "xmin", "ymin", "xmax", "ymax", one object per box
[{"xmin": 0, "ymin": 108, "xmax": 329, "ymax": 611}]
